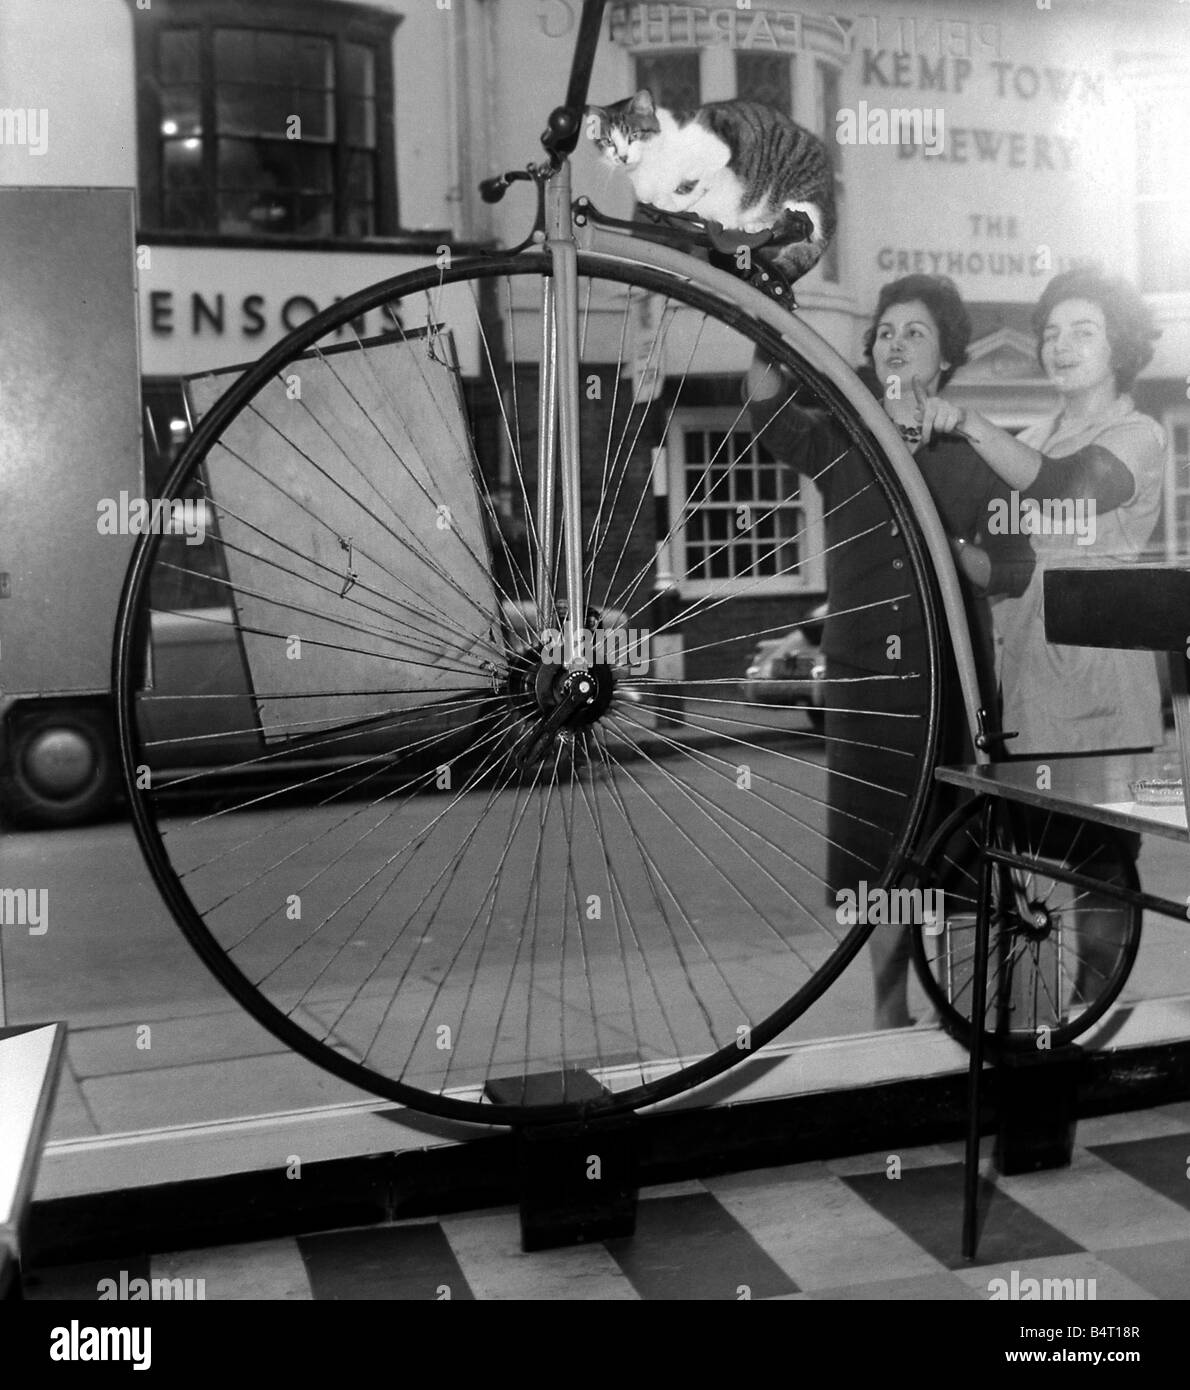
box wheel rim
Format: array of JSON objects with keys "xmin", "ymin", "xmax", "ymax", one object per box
[
  {"xmin": 114, "ymin": 252, "xmax": 945, "ymax": 1123},
  {"xmin": 911, "ymin": 797, "xmax": 1142, "ymax": 1049}
]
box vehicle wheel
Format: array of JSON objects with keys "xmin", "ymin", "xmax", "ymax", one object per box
[
  {"xmin": 910, "ymin": 796, "xmax": 1142, "ymax": 1050},
  {"xmin": 114, "ymin": 251, "xmax": 946, "ymax": 1124},
  {"xmin": 0, "ymin": 703, "xmax": 118, "ymax": 828}
]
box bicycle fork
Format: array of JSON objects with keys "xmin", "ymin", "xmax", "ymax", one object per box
[{"xmin": 540, "ymin": 160, "xmax": 589, "ymax": 672}]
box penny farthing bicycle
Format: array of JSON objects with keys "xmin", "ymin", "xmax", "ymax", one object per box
[{"xmin": 114, "ymin": 0, "xmax": 1141, "ymax": 1124}]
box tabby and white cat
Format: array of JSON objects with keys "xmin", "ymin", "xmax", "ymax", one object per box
[{"xmin": 586, "ymin": 89, "xmax": 837, "ymax": 283}]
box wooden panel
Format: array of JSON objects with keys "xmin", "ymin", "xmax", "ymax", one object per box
[{"xmin": 190, "ymin": 333, "xmax": 503, "ymax": 743}]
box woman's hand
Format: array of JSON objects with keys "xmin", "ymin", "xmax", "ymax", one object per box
[
  {"xmin": 911, "ymin": 378, "xmax": 968, "ymax": 445},
  {"xmin": 744, "ymin": 351, "xmax": 789, "ymax": 405},
  {"xmin": 910, "ymin": 380, "xmax": 1048, "ymax": 490},
  {"xmin": 951, "ymin": 536, "xmax": 992, "ymax": 591}
]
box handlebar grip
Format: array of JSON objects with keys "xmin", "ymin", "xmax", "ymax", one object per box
[{"xmin": 480, "ymin": 176, "xmax": 509, "ymax": 204}]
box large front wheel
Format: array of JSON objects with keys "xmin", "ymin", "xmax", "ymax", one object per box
[{"xmin": 114, "ymin": 251, "xmax": 947, "ymax": 1124}]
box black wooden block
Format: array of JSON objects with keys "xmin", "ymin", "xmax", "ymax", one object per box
[
  {"xmin": 517, "ymin": 1114, "xmax": 640, "ymax": 1252},
  {"xmin": 994, "ymin": 1045, "xmax": 1085, "ymax": 1176}
]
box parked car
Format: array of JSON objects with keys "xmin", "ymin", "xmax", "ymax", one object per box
[
  {"xmin": 0, "ymin": 591, "xmax": 652, "ymax": 828},
  {"xmin": 742, "ymin": 603, "xmax": 826, "ymax": 732}
]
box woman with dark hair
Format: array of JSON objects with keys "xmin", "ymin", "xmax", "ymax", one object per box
[
  {"xmin": 913, "ymin": 267, "xmax": 1166, "ymax": 1006},
  {"xmin": 913, "ymin": 267, "xmax": 1165, "ymax": 751},
  {"xmin": 745, "ymin": 275, "xmax": 1035, "ymax": 1029}
]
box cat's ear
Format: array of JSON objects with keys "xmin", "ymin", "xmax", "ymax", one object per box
[{"xmin": 631, "ymin": 90, "xmax": 656, "ymax": 116}]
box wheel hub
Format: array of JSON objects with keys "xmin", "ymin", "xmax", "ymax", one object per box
[
  {"xmin": 1017, "ymin": 900, "xmax": 1054, "ymax": 941},
  {"xmin": 532, "ymin": 662, "xmax": 614, "ymax": 728}
]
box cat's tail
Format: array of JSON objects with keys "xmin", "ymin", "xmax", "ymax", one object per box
[
  {"xmin": 769, "ymin": 198, "xmax": 834, "ymax": 284},
  {"xmin": 772, "ymin": 239, "xmax": 827, "ymax": 284}
]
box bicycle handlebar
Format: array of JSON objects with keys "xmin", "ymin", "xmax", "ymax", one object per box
[{"xmin": 479, "ymin": 169, "xmax": 537, "ymax": 204}]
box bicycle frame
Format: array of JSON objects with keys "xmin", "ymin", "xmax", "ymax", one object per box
[{"xmin": 525, "ymin": 0, "xmax": 991, "ymax": 756}]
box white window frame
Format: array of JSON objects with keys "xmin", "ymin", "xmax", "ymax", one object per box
[
  {"xmin": 1133, "ymin": 72, "xmax": 1190, "ymax": 295},
  {"xmin": 1162, "ymin": 406, "xmax": 1190, "ymax": 563},
  {"xmin": 667, "ymin": 408, "xmax": 825, "ymax": 599}
]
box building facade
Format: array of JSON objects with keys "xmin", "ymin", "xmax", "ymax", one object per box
[{"xmin": 2, "ymin": 0, "xmax": 1188, "ymax": 676}]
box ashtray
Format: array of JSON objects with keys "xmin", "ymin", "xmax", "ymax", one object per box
[{"xmin": 1130, "ymin": 777, "xmax": 1184, "ymax": 804}]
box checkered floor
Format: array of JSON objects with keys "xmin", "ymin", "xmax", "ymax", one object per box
[{"xmin": 24, "ymin": 1101, "xmax": 1190, "ymax": 1300}]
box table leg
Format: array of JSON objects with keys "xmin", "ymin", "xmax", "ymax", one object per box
[{"xmin": 962, "ymin": 795, "xmax": 995, "ymax": 1258}]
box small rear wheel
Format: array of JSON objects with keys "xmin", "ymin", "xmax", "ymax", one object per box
[{"xmin": 910, "ymin": 796, "xmax": 1142, "ymax": 1050}]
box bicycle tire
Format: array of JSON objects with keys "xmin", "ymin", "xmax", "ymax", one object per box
[
  {"xmin": 909, "ymin": 795, "xmax": 1142, "ymax": 1050},
  {"xmin": 114, "ymin": 250, "xmax": 947, "ymax": 1124}
]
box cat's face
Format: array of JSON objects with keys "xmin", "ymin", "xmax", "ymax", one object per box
[{"xmin": 586, "ymin": 90, "xmax": 660, "ymax": 172}]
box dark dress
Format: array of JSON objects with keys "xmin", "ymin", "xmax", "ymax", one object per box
[{"xmin": 748, "ymin": 382, "xmax": 1035, "ymax": 894}]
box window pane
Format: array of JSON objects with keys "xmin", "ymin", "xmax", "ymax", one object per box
[
  {"xmin": 213, "ymin": 28, "xmax": 259, "ymax": 83},
  {"xmin": 256, "ymin": 32, "xmax": 295, "ymax": 86},
  {"xmin": 1138, "ymin": 200, "xmax": 1190, "ymax": 292},
  {"xmin": 218, "ymin": 138, "xmax": 333, "ymax": 192},
  {"xmin": 160, "ymin": 28, "xmax": 199, "ymax": 85},
  {"xmin": 346, "ymin": 98, "xmax": 376, "ymax": 149},
  {"xmin": 217, "ymin": 139, "xmax": 333, "ymax": 235},
  {"xmin": 161, "ymin": 85, "xmax": 202, "ymax": 137},
  {"xmin": 346, "ymin": 151, "xmax": 375, "ymax": 203},
  {"xmin": 345, "ymin": 42, "xmax": 375, "ymax": 98},
  {"xmin": 162, "ymin": 137, "xmax": 207, "ymax": 230},
  {"xmin": 298, "ymin": 35, "xmax": 335, "ymax": 89},
  {"xmin": 294, "ymin": 87, "xmax": 335, "ymax": 141},
  {"xmin": 216, "ymin": 82, "xmax": 273, "ymax": 136},
  {"xmin": 345, "ymin": 201, "xmax": 375, "ymax": 238},
  {"xmin": 634, "ymin": 52, "xmax": 700, "ymax": 112},
  {"xmin": 736, "ymin": 53, "xmax": 792, "ymax": 114}
]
